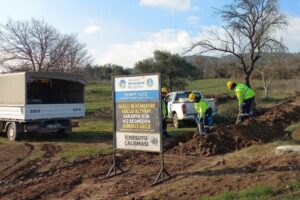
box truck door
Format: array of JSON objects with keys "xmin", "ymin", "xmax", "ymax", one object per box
[{"xmin": 166, "ymin": 93, "xmax": 174, "ymax": 119}]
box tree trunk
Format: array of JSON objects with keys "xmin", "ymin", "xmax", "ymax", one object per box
[
  {"xmin": 260, "ymin": 71, "xmax": 272, "ymax": 98},
  {"xmin": 265, "ymin": 88, "xmax": 269, "ymax": 97},
  {"xmin": 244, "ymin": 73, "xmax": 251, "ymax": 88}
]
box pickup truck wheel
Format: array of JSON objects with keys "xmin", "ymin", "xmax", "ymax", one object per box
[
  {"xmin": 173, "ymin": 113, "xmax": 183, "ymax": 128},
  {"xmin": 7, "ymin": 123, "xmax": 19, "ymax": 141}
]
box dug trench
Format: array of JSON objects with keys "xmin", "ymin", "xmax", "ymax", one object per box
[
  {"xmin": 0, "ymin": 96, "xmax": 299, "ymax": 199},
  {"xmin": 170, "ymin": 96, "xmax": 300, "ymax": 157}
]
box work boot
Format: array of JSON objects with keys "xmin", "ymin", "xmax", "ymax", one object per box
[
  {"xmin": 198, "ymin": 125, "xmax": 206, "ymax": 135},
  {"xmin": 204, "ymin": 126, "xmax": 209, "ymax": 134}
]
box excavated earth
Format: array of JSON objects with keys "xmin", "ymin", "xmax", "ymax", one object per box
[
  {"xmin": 171, "ymin": 96, "xmax": 300, "ymax": 157},
  {"xmin": 0, "ymin": 96, "xmax": 299, "ymax": 200}
]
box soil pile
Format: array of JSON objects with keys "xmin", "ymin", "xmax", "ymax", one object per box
[
  {"xmin": 0, "ymin": 145, "xmax": 195, "ymax": 200},
  {"xmin": 0, "ymin": 143, "xmax": 111, "ymax": 200},
  {"xmin": 171, "ymin": 97, "xmax": 300, "ymax": 156}
]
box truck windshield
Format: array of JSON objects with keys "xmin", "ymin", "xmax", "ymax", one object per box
[
  {"xmin": 175, "ymin": 92, "xmax": 200, "ymax": 102},
  {"xmin": 27, "ymin": 79, "xmax": 84, "ymax": 104}
]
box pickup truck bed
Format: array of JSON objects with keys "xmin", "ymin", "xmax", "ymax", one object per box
[{"xmin": 166, "ymin": 91, "xmax": 217, "ymax": 128}]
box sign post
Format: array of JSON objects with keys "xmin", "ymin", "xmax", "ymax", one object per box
[{"xmin": 105, "ymin": 73, "xmax": 171, "ymax": 184}]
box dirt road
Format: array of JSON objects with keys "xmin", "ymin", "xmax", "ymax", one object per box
[{"xmin": 0, "ymin": 96, "xmax": 299, "ymax": 199}]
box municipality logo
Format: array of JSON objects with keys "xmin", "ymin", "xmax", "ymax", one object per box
[
  {"xmin": 119, "ymin": 80, "xmax": 126, "ymax": 89},
  {"xmin": 146, "ymin": 78, "xmax": 154, "ymax": 87}
]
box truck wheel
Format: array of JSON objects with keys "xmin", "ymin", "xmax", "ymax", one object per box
[
  {"xmin": 7, "ymin": 123, "xmax": 19, "ymax": 141},
  {"xmin": 173, "ymin": 113, "xmax": 183, "ymax": 128}
]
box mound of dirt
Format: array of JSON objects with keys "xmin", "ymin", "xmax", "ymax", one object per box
[
  {"xmin": 0, "ymin": 144, "xmax": 112, "ymax": 200},
  {"xmin": 171, "ymin": 97, "xmax": 300, "ymax": 156}
]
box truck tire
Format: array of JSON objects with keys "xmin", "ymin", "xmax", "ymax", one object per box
[
  {"xmin": 6, "ymin": 123, "xmax": 19, "ymax": 141},
  {"xmin": 173, "ymin": 113, "xmax": 183, "ymax": 128}
]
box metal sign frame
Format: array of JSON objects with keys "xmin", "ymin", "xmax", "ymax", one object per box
[{"xmin": 104, "ymin": 73, "xmax": 171, "ymax": 184}]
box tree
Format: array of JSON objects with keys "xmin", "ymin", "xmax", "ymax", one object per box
[
  {"xmin": 189, "ymin": 0, "xmax": 287, "ymax": 87},
  {"xmin": 257, "ymin": 49, "xmax": 286, "ymax": 97},
  {"xmin": 135, "ymin": 50, "xmax": 199, "ymax": 91},
  {"xmin": 83, "ymin": 63, "xmax": 131, "ymax": 81},
  {"xmin": 0, "ymin": 18, "xmax": 90, "ymax": 72}
]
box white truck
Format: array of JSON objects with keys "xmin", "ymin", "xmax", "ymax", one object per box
[
  {"xmin": 0, "ymin": 72, "xmax": 86, "ymax": 141},
  {"xmin": 165, "ymin": 91, "xmax": 217, "ymax": 128}
]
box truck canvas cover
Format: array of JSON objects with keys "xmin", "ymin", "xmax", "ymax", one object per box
[{"xmin": 0, "ymin": 72, "xmax": 85, "ymax": 106}]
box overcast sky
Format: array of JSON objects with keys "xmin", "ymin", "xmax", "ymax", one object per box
[{"xmin": 0, "ymin": 0, "xmax": 300, "ymax": 69}]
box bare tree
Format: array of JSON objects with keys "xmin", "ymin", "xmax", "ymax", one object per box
[
  {"xmin": 189, "ymin": 0, "xmax": 287, "ymax": 87},
  {"xmin": 258, "ymin": 47, "xmax": 286, "ymax": 97},
  {"xmin": 0, "ymin": 18, "xmax": 90, "ymax": 72}
]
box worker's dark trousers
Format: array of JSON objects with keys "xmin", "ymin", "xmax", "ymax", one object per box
[
  {"xmin": 162, "ymin": 118, "xmax": 168, "ymax": 136},
  {"xmin": 241, "ymin": 97, "xmax": 255, "ymax": 121},
  {"xmin": 195, "ymin": 108, "xmax": 212, "ymax": 134}
]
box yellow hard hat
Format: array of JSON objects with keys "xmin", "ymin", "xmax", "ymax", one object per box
[
  {"xmin": 227, "ymin": 81, "xmax": 234, "ymax": 89},
  {"xmin": 189, "ymin": 93, "xmax": 196, "ymax": 101},
  {"xmin": 161, "ymin": 87, "xmax": 168, "ymax": 93}
]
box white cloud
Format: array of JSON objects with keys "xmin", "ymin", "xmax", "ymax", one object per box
[
  {"xmin": 84, "ymin": 25, "xmax": 101, "ymax": 34},
  {"xmin": 93, "ymin": 29, "xmax": 194, "ymax": 67},
  {"xmin": 280, "ymin": 16, "xmax": 300, "ymax": 53},
  {"xmin": 140, "ymin": 0, "xmax": 194, "ymax": 11},
  {"xmin": 90, "ymin": 16, "xmax": 300, "ymax": 68},
  {"xmin": 188, "ymin": 16, "xmax": 199, "ymax": 25},
  {"xmin": 191, "ymin": 16, "xmax": 300, "ymax": 55}
]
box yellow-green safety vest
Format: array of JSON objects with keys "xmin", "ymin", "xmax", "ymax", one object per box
[
  {"xmin": 194, "ymin": 99, "xmax": 209, "ymax": 117},
  {"xmin": 234, "ymin": 83, "xmax": 255, "ymax": 105},
  {"xmin": 162, "ymin": 100, "xmax": 167, "ymax": 118}
]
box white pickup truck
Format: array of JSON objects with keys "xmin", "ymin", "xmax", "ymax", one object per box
[{"xmin": 165, "ymin": 91, "xmax": 217, "ymax": 128}]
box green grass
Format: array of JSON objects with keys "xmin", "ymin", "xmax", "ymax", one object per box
[
  {"xmin": 285, "ymin": 122, "xmax": 300, "ymax": 133},
  {"xmin": 1, "ymin": 78, "xmax": 297, "ymax": 158},
  {"xmin": 204, "ymin": 191, "xmax": 238, "ymax": 200},
  {"xmin": 59, "ymin": 144, "xmax": 112, "ymax": 158},
  {"xmin": 291, "ymin": 182, "xmax": 300, "ymax": 191},
  {"xmin": 85, "ymin": 81, "xmax": 112, "ymax": 114},
  {"xmin": 214, "ymin": 101, "xmax": 238, "ymax": 124},
  {"xmin": 203, "ymin": 185, "xmax": 272, "ymax": 200},
  {"xmin": 239, "ymin": 185, "xmax": 272, "ymax": 199},
  {"xmin": 274, "ymin": 181, "xmax": 300, "ymax": 200},
  {"xmin": 187, "ymin": 79, "xmax": 295, "ymax": 105},
  {"xmin": 187, "ymin": 79, "xmax": 296, "ymax": 125},
  {"xmin": 0, "ymin": 117, "xmax": 114, "ymax": 159},
  {"xmin": 187, "ymin": 79, "xmax": 230, "ymax": 95},
  {"xmin": 203, "ymin": 180, "xmax": 300, "ymax": 200}
]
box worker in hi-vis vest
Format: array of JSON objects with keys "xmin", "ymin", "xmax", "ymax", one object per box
[
  {"xmin": 161, "ymin": 87, "xmax": 169, "ymax": 137},
  {"xmin": 227, "ymin": 81, "xmax": 255, "ymax": 124},
  {"xmin": 189, "ymin": 93, "xmax": 213, "ymax": 134}
]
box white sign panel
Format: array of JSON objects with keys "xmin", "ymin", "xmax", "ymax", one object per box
[{"xmin": 113, "ymin": 74, "xmax": 161, "ymax": 152}]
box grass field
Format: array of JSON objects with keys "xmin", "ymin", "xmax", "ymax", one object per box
[
  {"xmin": 0, "ymin": 78, "xmax": 298, "ymax": 157},
  {"xmin": 85, "ymin": 81, "xmax": 112, "ymax": 113},
  {"xmin": 85, "ymin": 78, "xmax": 299, "ymax": 115},
  {"xmin": 204, "ymin": 183, "xmax": 300, "ymax": 200}
]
